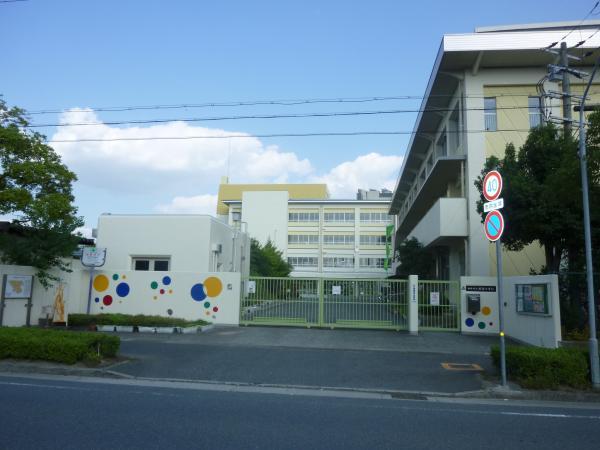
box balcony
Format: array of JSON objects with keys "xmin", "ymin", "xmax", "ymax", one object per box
[{"xmin": 407, "ymin": 198, "xmax": 467, "ymax": 247}]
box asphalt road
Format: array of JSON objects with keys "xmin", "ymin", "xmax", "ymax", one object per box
[
  {"xmin": 1, "ymin": 374, "xmax": 599, "ymax": 450},
  {"xmin": 116, "ymin": 337, "xmax": 492, "ymax": 393}
]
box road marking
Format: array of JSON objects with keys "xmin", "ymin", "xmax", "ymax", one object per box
[{"xmin": 441, "ymin": 363, "xmax": 483, "ymax": 371}]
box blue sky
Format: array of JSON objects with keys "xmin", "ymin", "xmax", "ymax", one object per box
[{"xmin": 0, "ymin": 0, "xmax": 592, "ymax": 233}]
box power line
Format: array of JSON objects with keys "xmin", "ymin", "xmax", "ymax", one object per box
[
  {"xmin": 26, "ymin": 104, "xmax": 581, "ymax": 129},
  {"xmin": 545, "ymin": 1, "xmax": 600, "ymax": 49},
  {"xmin": 0, "ymin": 0, "xmax": 28, "ymax": 3},
  {"xmin": 24, "ymin": 92, "xmax": 585, "ymax": 116},
  {"xmin": 43, "ymin": 128, "xmax": 535, "ymax": 143}
]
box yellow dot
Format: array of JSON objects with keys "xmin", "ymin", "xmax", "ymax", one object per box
[
  {"xmin": 153, "ymin": 296, "xmax": 158, "ymax": 300},
  {"xmin": 93, "ymin": 274, "xmax": 109, "ymax": 292},
  {"xmin": 205, "ymin": 311, "xmax": 210, "ymax": 316},
  {"xmin": 122, "ymin": 275, "xmax": 127, "ymax": 279},
  {"xmin": 482, "ymin": 306, "xmax": 491, "ymax": 316},
  {"xmin": 169, "ymin": 289, "xmax": 173, "ymax": 294},
  {"xmin": 204, "ymin": 277, "xmax": 223, "ymax": 297},
  {"xmin": 500, "ymin": 331, "xmax": 505, "ymax": 337}
]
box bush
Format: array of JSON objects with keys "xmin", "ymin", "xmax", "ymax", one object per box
[
  {"xmin": 0, "ymin": 328, "xmax": 120, "ymax": 365},
  {"xmin": 491, "ymin": 345, "xmax": 590, "ymax": 389},
  {"xmin": 68, "ymin": 313, "xmax": 208, "ymax": 328}
]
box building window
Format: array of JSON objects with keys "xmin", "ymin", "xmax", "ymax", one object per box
[
  {"xmin": 360, "ymin": 235, "xmax": 386, "ymax": 246},
  {"xmin": 288, "ymin": 256, "xmax": 318, "ymax": 268},
  {"xmin": 323, "ymin": 257, "xmax": 354, "ymax": 268},
  {"xmin": 528, "ymin": 96, "xmax": 542, "ymax": 128},
  {"xmin": 359, "ymin": 212, "xmax": 392, "ymax": 223},
  {"xmin": 323, "ymin": 235, "xmax": 354, "ymax": 245},
  {"xmin": 324, "ymin": 212, "xmax": 354, "ymax": 223},
  {"xmin": 132, "ymin": 257, "xmax": 171, "ymax": 271},
  {"xmin": 288, "ymin": 234, "xmax": 319, "ymax": 245},
  {"xmin": 484, "ymin": 97, "xmax": 497, "ymax": 131},
  {"xmin": 288, "ymin": 212, "xmax": 319, "ymax": 222},
  {"xmin": 359, "ymin": 257, "xmax": 385, "ymax": 268}
]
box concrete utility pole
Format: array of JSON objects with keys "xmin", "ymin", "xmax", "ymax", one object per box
[{"xmin": 560, "ymin": 42, "xmax": 573, "ymax": 134}]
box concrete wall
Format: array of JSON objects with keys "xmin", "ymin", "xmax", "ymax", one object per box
[
  {"xmin": 460, "ymin": 274, "xmax": 561, "ymax": 348},
  {"xmin": 409, "ymin": 198, "xmax": 467, "ymax": 247},
  {"xmin": 242, "ymin": 191, "xmax": 289, "ymax": 254}
]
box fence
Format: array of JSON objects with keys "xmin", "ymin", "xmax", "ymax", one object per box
[{"xmin": 417, "ymin": 280, "xmax": 460, "ymax": 331}]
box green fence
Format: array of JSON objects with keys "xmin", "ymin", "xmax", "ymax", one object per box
[
  {"xmin": 417, "ymin": 280, "xmax": 460, "ymax": 331},
  {"xmin": 241, "ymin": 277, "xmax": 408, "ymax": 330}
]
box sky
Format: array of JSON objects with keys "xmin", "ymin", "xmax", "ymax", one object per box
[{"xmin": 0, "ymin": 0, "xmax": 593, "ymax": 235}]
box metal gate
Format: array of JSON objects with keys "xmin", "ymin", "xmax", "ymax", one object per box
[
  {"xmin": 240, "ymin": 277, "xmax": 408, "ymax": 330},
  {"xmin": 417, "ymin": 280, "xmax": 460, "ymax": 331}
]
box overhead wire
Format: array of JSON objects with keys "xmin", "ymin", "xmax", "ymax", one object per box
[{"xmin": 545, "ymin": 1, "xmax": 600, "ymax": 49}]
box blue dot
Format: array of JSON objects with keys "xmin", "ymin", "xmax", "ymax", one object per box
[
  {"xmin": 116, "ymin": 282, "xmax": 130, "ymax": 297},
  {"xmin": 94, "ymin": 297, "xmax": 100, "ymax": 303},
  {"xmin": 162, "ymin": 276, "xmax": 171, "ymax": 286},
  {"xmin": 191, "ymin": 283, "xmax": 206, "ymax": 301},
  {"xmin": 465, "ymin": 318, "xmax": 475, "ymax": 327}
]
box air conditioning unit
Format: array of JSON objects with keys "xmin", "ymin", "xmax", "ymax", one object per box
[{"xmin": 211, "ymin": 243, "xmax": 222, "ymax": 253}]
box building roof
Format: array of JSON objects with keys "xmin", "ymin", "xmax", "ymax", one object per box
[
  {"xmin": 223, "ymin": 198, "xmax": 391, "ymax": 205},
  {"xmin": 216, "ymin": 183, "xmax": 329, "ymax": 215},
  {"xmin": 389, "ymin": 21, "xmax": 600, "ymax": 213}
]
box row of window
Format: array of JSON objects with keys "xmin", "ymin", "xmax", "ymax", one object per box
[
  {"xmin": 287, "ymin": 257, "xmax": 385, "ymax": 268},
  {"xmin": 288, "ymin": 212, "xmax": 393, "ymax": 223},
  {"xmin": 484, "ymin": 96, "xmax": 542, "ymax": 131},
  {"xmin": 133, "ymin": 257, "xmax": 170, "ymax": 271},
  {"xmin": 288, "ymin": 235, "xmax": 387, "ymax": 245}
]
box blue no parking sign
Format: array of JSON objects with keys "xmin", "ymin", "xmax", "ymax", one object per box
[{"xmin": 484, "ymin": 210, "xmax": 504, "ymax": 242}]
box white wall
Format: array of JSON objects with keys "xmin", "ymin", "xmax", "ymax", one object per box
[
  {"xmin": 460, "ymin": 274, "xmax": 561, "ymax": 348},
  {"xmin": 409, "ymin": 198, "xmax": 467, "ymax": 247},
  {"xmin": 241, "ymin": 191, "xmax": 288, "ymax": 253}
]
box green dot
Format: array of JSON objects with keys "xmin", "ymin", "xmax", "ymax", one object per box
[
  {"xmin": 478, "ymin": 322, "xmax": 486, "ymax": 329},
  {"xmin": 204, "ymin": 301, "xmax": 211, "ymax": 309},
  {"xmin": 151, "ymin": 281, "xmax": 158, "ymax": 289},
  {"xmin": 112, "ymin": 274, "xmax": 119, "ymax": 281}
]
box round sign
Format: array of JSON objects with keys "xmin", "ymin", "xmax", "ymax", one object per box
[
  {"xmin": 484, "ymin": 210, "xmax": 504, "ymax": 242},
  {"xmin": 483, "ymin": 170, "xmax": 503, "ymax": 202}
]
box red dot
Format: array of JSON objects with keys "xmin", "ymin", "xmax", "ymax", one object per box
[
  {"xmin": 103, "ymin": 295, "xmax": 113, "ymax": 306},
  {"xmin": 160, "ymin": 289, "xmax": 165, "ymax": 294},
  {"xmin": 212, "ymin": 306, "xmax": 219, "ymax": 312}
]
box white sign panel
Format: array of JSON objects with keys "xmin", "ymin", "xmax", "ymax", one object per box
[
  {"xmin": 430, "ymin": 292, "xmax": 440, "ymax": 306},
  {"xmin": 3, "ymin": 275, "xmax": 33, "ymax": 299},
  {"xmin": 483, "ymin": 198, "xmax": 504, "ymax": 213},
  {"xmin": 332, "ymin": 285, "xmax": 342, "ymax": 295},
  {"xmin": 247, "ymin": 280, "xmax": 256, "ymax": 294},
  {"xmin": 82, "ymin": 247, "xmax": 107, "ymax": 267}
]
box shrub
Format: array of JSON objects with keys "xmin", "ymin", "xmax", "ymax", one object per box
[
  {"xmin": 68, "ymin": 313, "xmax": 208, "ymax": 328},
  {"xmin": 491, "ymin": 345, "xmax": 590, "ymax": 389},
  {"xmin": 0, "ymin": 328, "xmax": 120, "ymax": 365}
]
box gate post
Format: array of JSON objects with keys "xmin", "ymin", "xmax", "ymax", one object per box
[{"xmin": 408, "ymin": 275, "xmax": 419, "ymax": 335}]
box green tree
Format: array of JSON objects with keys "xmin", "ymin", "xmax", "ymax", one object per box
[
  {"xmin": 250, "ymin": 238, "xmax": 292, "ymax": 277},
  {"xmin": 474, "ymin": 123, "xmax": 599, "ymax": 274},
  {"xmin": 0, "ymin": 99, "xmax": 84, "ymax": 286},
  {"xmin": 393, "ymin": 237, "xmax": 435, "ymax": 279}
]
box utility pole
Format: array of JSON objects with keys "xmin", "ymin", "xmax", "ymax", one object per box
[{"xmin": 560, "ymin": 42, "xmax": 573, "ymax": 134}]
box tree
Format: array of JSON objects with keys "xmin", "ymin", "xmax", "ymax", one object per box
[
  {"xmin": 393, "ymin": 237, "xmax": 435, "ymax": 279},
  {"xmin": 474, "ymin": 123, "xmax": 599, "ymax": 274},
  {"xmin": 0, "ymin": 99, "xmax": 84, "ymax": 286},
  {"xmin": 249, "ymin": 238, "xmax": 292, "ymax": 277}
]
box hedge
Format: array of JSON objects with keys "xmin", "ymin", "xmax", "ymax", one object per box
[
  {"xmin": 0, "ymin": 328, "xmax": 120, "ymax": 365},
  {"xmin": 491, "ymin": 345, "xmax": 590, "ymax": 389},
  {"xmin": 68, "ymin": 313, "xmax": 208, "ymax": 328}
]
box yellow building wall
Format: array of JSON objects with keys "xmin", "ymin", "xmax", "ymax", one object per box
[{"xmin": 216, "ymin": 183, "xmax": 329, "ymax": 215}]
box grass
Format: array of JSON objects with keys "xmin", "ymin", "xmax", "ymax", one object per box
[
  {"xmin": 68, "ymin": 313, "xmax": 209, "ymax": 328},
  {"xmin": 0, "ymin": 327, "xmax": 120, "ymax": 365}
]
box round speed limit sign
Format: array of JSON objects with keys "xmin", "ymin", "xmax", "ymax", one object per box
[{"xmin": 483, "ymin": 170, "xmax": 503, "ymax": 202}]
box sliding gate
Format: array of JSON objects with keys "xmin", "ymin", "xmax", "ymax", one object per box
[{"xmin": 240, "ymin": 277, "xmax": 408, "ymax": 330}]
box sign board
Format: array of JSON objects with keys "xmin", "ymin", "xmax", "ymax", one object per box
[
  {"xmin": 483, "ymin": 198, "xmax": 504, "ymax": 213},
  {"xmin": 484, "ymin": 210, "xmax": 504, "ymax": 242},
  {"xmin": 483, "ymin": 170, "xmax": 503, "ymax": 201},
  {"xmin": 430, "ymin": 292, "xmax": 440, "ymax": 306},
  {"xmin": 2, "ymin": 275, "xmax": 33, "ymax": 299},
  {"xmin": 81, "ymin": 247, "xmax": 107, "ymax": 267},
  {"xmin": 332, "ymin": 285, "xmax": 342, "ymax": 295},
  {"xmin": 247, "ymin": 280, "xmax": 256, "ymax": 294}
]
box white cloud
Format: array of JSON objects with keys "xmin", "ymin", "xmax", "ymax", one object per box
[
  {"xmin": 155, "ymin": 194, "xmax": 218, "ymax": 215},
  {"xmin": 75, "ymin": 226, "xmax": 93, "ymax": 239},
  {"xmin": 312, "ymin": 152, "xmax": 403, "ymax": 198},
  {"xmin": 51, "ymin": 109, "xmax": 313, "ymax": 194}
]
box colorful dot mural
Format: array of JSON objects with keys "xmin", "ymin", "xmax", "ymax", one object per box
[
  {"xmin": 150, "ymin": 276, "xmax": 174, "ymax": 300},
  {"xmin": 481, "ymin": 306, "xmax": 491, "ymax": 316},
  {"xmin": 465, "ymin": 318, "xmax": 475, "ymax": 327},
  {"xmin": 190, "ymin": 276, "xmax": 224, "ymax": 320},
  {"xmin": 93, "ymin": 274, "xmax": 130, "ymax": 308}
]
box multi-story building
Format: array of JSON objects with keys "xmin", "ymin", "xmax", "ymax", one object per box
[
  {"xmin": 389, "ymin": 21, "xmax": 600, "ymax": 280},
  {"xmin": 217, "ymin": 179, "xmax": 393, "ymax": 278}
]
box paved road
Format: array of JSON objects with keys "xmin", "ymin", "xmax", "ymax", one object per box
[{"xmin": 1, "ymin": 374, "xmax": 599, "ymax": 450}]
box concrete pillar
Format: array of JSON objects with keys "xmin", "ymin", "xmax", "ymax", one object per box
[{"xmin": 408, "ymin": 275, "xmax": 419, "ymax": 335}]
